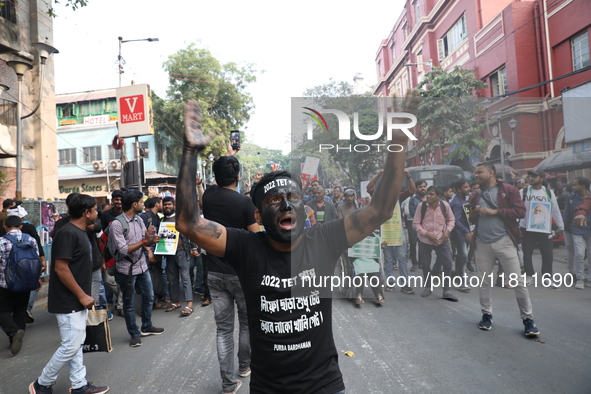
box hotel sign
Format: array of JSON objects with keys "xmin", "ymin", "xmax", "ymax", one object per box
[{"xmin": 84, "ymin": 115, "xmax": 110, "ymax": 126}]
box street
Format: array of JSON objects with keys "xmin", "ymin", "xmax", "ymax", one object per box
[{"xmin": 1, "ymin": 246, "xmax": 590, "ymax": 394}]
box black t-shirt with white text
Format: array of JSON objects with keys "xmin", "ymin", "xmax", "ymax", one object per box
[
  {"xmin": 225, "ymin": 219, "xmax": 349, "ymax": 394},
  {"xmin": 48, "ymin": 222, "xmax": 92, "ymax": 314},
  {"xmin": 203, "ymin": 185, "xmax": 257, "ymax": 274}
]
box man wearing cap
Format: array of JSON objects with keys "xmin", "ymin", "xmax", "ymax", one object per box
[
  {"xmin": 176, "ymin": 96, "xmax": 416, "ymax": 394},
  {"xmin": 519, "ymin": 169, "xmax": 563, "ymax": 284}
]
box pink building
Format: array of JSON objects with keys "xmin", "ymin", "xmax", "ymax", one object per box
[{"xmin": 374, "ymin": 0, "xmax": 591, "ymax": 179}]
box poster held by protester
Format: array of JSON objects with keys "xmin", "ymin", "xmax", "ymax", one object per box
[
  {"xmin": 381, "ymin": 202, "xmax": 404, "ymax": 245},
  {"xmin": 154, "ymin": 222, "xmax": 179, "ymax": 255},
  {"xmin": 526, "ymin": 202, "xmax": 552, "ymax": 233},
  {"xmin": 348, "ymin": 236, "xmax": 382, "ymax": 259}
]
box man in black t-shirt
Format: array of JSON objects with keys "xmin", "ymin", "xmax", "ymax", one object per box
[
  {"xmin": 176, "ymin": 97, "xmax": 415, "ymax": 394},
  {"xmin": 203, "ymin": 154, "xmax": 259, "ymax": 394},
  {"xmin": 30, "ymin": 194, "xmax": 108, "ymax": 394},
  {"xmin": 100, "ymin": 189, "xmax": 125, "ymax": 230}
]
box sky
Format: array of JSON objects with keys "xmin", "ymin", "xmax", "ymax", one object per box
[{"xmin": 51, "ymin": 0, "xmax": 405, "ymax": 153}]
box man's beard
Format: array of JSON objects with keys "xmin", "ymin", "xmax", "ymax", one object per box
[{"xmin": 532, "ymin": 213, "xmax": 546, "ymax": 226}]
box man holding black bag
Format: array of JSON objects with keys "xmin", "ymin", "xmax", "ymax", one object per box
[
  {"xmin": 109, "ymin": 191, "xmax": 164, "ymax": 348},
  {"xmin": 29, "ymin": 194, "xmax": 108, "ymax": 394}
]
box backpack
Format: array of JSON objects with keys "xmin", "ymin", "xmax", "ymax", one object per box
[
  {"xmin": 419, "ymin": 200, "xmax": 448, "ymax": 225},
  {"xmin": 3, "ymin": 234, "xmax": 42, "ymax": 293},
  {"xmin": 101, "ymin": 215, "xmax": 130, "ymax": 268}
]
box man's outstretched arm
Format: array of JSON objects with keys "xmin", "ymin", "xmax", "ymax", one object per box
[
  {"xmin": 175, "ymin": 100, "xmax": 227, "ymax": 258},
  {"xmin": 343, "ymin": 91, "xmax": 419, "ymax": 246}
]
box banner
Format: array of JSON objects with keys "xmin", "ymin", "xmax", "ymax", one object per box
[
  {"xmin": 381, "ymin": 202, "xmax": 403, "ymax": 245},
  {"xmin": 154, "ymin": 222, "xmax": 179, "ymax": 255},
  {"xmin": 348, "ymin": 236, "xmax": 382, "ymax": 259}
]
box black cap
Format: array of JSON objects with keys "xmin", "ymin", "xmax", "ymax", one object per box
[{"xmin": 528, "ymin": 169, "xmax": 546, "ymax": 178}]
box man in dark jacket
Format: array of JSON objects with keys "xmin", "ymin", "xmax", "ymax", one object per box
[
  {"xmin": 574, "ymin": 195, "xmax": 591, "ymax": 226},
  {"xmin": 468, "ymin": 162, "xmax": 539, "ymax": 337},
  {"xmin": 450, "ymin": 178, "xmax": 472, "ymax": 291}
]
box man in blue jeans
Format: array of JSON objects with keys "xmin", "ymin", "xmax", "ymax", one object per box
[
  {"xmin": 110, "ymin": 191, "xmax": 164, "ymax": 348},
  {"xmin": 202, "ymin": 152, "xmax": 258, "ymax": 394},
  {"xmin": 29, "ymin": 194, "xmax": 108, "ymax": 394},
  {"xmin": 370, "ymin": 169, "xmax": 416, "ymax": 294}
]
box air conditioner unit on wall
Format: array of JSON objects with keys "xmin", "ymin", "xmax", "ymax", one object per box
[
  {"xmin": 92, "ymin": 160, "xmax": 105, "ymax": 171},
  {"xmin": 110, "ymin": 160, "xmax": 122, "ymax": 170}
]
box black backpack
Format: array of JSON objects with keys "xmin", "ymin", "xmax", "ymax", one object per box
[
  {"xmin": 419, "ymin": 200, "xmax": 449, "ymax": 225},
  {"xmin": 3, "ymin": 234, "xmax": 42, "ymax": 293}
]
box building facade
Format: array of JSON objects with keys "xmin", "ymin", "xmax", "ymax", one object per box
[
  {"xmin": 0, "ymin": 0, "xmax": 59, "ymax": 200},
  {"xmin": 56, "ymin": 89, "xmax": 178, "ymax": 204},
  {"xmin": 374, "ymin": 0, "xmax": 591, "ymax": 178}
]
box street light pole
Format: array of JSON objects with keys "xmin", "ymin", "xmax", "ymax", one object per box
[
  {"xmin": 118, "ymin": 36, "xmax": 158, "ymax": 193},
  {"xmin": 494, "ymin": 110, "xmax": 506, "ymax": 181},
  {"xmin": 6, "ymin": 61, "xmax": 33, "ymax": 201},
  {"xmin": 508, "ymin": 117, "xmax": 518, "ymax": 157}
]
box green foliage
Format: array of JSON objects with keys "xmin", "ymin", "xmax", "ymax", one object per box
[
  {"xmin": 0, "ymin": 169, "xmax": 12, "ymax": 198},
  {"xmin": 416, "ymin": 66, "xmax": 487, "ymax": 163},
  {"xmin": 302, "ymin": 78, "xmax": 353, "ymax": 98},
  {"xmin": 152, "ymin": 44, "xmax": 260, "ymax": 162},
  {"xmin": 47, "ymin": 0, "xmax": 89, "ymax": 17},
  {"xmin": 237, "ymin": 143, "xmax": 290, "ymax": 190}
]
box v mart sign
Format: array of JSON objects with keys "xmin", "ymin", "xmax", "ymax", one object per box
[{"xmin": 116, "ymin": 84, "xmax": 154, "ymax": 137}]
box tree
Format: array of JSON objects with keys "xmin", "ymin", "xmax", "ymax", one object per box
[
  {"xmin": 47, "ymin": 0, "xmax": 89, "ymax": 17},
  {"xmin": 152, "ymin": 44, "xmax": 260, "ymax": 161},
  {"xmin": 302, "ymin": 78, "xmax": 353, "ymax": 98},
  {"xmin": 237, "ymin": 143, "xmax": 290, "ymax": 191},
  {"xmin": 416, "ymin": 66, "xmax": 487, "ymax": 164}
]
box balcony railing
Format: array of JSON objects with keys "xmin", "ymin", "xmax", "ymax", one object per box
[{"xmin": 0, "ymin": 98, "xmax": 17, "ymax": 127}]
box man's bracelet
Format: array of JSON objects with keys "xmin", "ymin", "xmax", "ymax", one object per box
[{"xmin": 141, "ymin": 239, "xmax": 147, "ymax": 245}]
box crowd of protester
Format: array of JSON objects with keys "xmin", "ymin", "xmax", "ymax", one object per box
[{"xmin": 2, "ymin": 157, "xmax": 591, "ymax": 393}]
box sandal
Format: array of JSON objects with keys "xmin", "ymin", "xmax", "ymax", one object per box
[
  {"xmin": 376, "ymin": 295, "xmax": 385, "ymax": 303},
  {"xmin": 181, "ymin": 306, "xmax": 194, "ymax": 316},
  {"xmin": 165, "ymin": 303, "xmax": 181, "ymax": 312},
  {"xmin": 355, "ymin": 295, "xmax": 364, "ymax": 305},
  {"xmin": 201, "ymin": 299, "xmax": 212, "ymax": 307},
  {"xmin": 154, "ymin": 302, "xmax": 167, "ymax": 309}
]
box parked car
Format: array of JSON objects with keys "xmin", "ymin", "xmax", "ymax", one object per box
[{"xmin": 403, "ymin": 165, "xmax": 465, "ymax": 189}]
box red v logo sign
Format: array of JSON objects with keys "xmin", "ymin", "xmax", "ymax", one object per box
[{"xmin": 124, "ymin": 97, "xmax": 138, "ymax": 112}]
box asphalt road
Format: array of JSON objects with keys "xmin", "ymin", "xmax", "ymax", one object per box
[{"xmin": 1, "ymin": 246, "xmax": 590, "ymax": 394}]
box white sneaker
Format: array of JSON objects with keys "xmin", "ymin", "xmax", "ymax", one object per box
[
  {"xmin": 575, "ymin": 280, "xmax": 585, "ymax": 290},
  {"xmin": 526, "ymin": 276, "xmax": 533, "ymax": 286}
]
